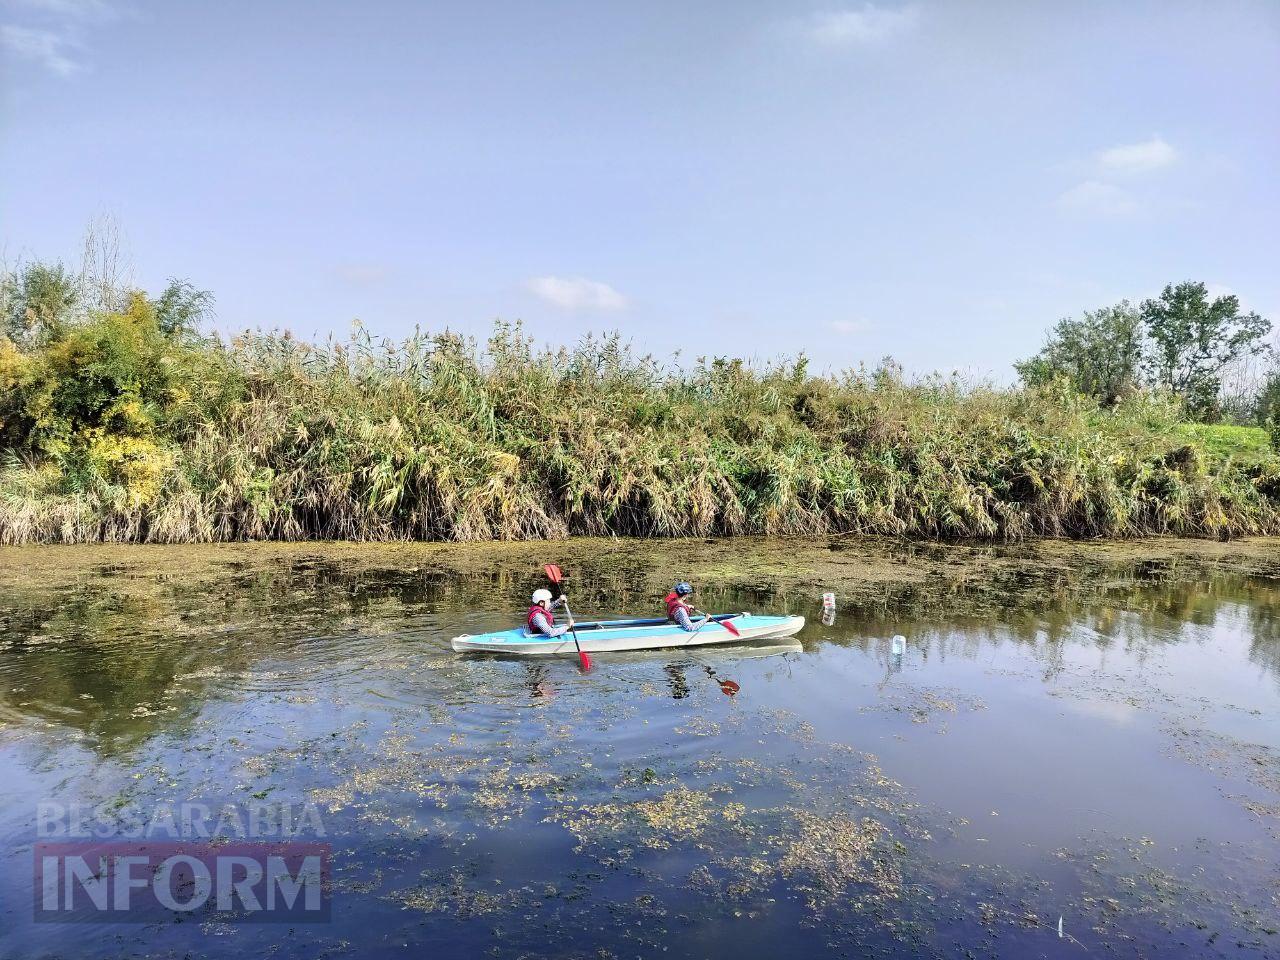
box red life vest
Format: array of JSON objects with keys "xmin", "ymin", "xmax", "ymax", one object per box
[
  {"xmin": 527, "ymin": 603, "xmax": 552, "ymax": 633},
  {"xmin": 664, "ymin": 591, "xmax": 692, "ymax": 621}
]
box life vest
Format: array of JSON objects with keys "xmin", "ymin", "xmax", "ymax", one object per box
[
  {"xmin": 527, "ymin": 603, "xmax": 552, "ymax": 634},
  {"xmin": 664, "ymin": 591, "xmax": 692, "ymax": 621}
]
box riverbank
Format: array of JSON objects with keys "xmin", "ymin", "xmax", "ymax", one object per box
[{"xmin": 4, "ymin": 315, "xmax": 1280, "ymax": 545}]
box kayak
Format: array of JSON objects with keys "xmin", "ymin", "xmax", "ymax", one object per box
[{"xmin": 451, "ymin": 613, "xmax": 804, "ymax": 656}]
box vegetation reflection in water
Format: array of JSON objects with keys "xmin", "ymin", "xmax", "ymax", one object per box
[{"xmin": 0, "ymin": 536, "xmax": 1278, "ymax": 958}]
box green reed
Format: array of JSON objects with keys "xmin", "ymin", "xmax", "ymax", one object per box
[{"xmin": 3, "ymin": 310, "xmax": 1279, "ymax": 544}]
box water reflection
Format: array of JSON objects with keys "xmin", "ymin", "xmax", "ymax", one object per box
[
  {"xmin": 0, "ymin": 542, "xmax": 1278, "ymax": 749},
  {"xmin": 522, "ymin": 663, "xmax": 555, "ymax": 700},
  {"xmin": 663, "ymin": 663, "xmax": 691, "ymax": 699}
]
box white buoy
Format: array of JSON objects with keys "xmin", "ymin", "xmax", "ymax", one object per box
[
  {"xmin": 822, "ymin": 592, "xmax": 836, "ymax": 609},
  {"xmin": 891, "ymin": 634, "xmax": 906, "ymax": 656}
]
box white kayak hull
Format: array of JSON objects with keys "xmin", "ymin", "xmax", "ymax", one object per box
[{"xmin": 451, "ymin": 613, "xmax": 804, "ymax": 656}]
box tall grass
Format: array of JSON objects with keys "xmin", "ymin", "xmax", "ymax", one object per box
[{"xmin": 3, "ymin": 311, "xmax": 1280, "ymax": 545}]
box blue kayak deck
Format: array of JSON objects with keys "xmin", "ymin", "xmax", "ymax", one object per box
[{"xmin": 451, "ymin": 613, "xmax": 805, "ymax": 655}]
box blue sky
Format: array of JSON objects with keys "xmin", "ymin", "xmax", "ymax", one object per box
[{"xmin": 2, "ymin": 0, "xmax": 1277, "ymax": 378}]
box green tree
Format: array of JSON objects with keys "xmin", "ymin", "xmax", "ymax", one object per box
[
  {"xmin": 1258, "ymin": 369, "xmax": 1280, "ymax": 451},
  {"xmin": 1015, "ymin": 302, "xmax": 1144, "ymax": 404},
  {"xmin": 0, "ymin": 261, "xmax": 82, "ymax": 348},
  {"xmin": 1141, "ymin": 282, "xmax": 1271, "ymax": 420},
  {"xmin": 150, "ymin": 279, "xmax": 214, "ymax": 341},
  {"xmin": 1, "ymin": 292, "xmax": 201, "ymax": 456},
  {"xmin": 1258, "ymin": 370, "xmax": 1280, "ymax": 424}
]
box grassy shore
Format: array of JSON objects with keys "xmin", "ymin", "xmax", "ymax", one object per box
[{"xmin": 2, "ymin": 300, "xmax": 1279, "ymax": 544}]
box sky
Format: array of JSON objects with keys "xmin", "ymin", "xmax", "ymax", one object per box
[{"xmin": 1, "ymin": 0, "xmax": 1277, "ymax": 379}]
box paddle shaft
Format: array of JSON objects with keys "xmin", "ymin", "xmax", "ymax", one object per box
[
  {"xmin": 689, "ymin": 612, "xmax": 718, "ymax": 636},
  {"xmin": 560, "ymin": 596, "xmax": 585, "ymax": 653},
  {"xmin": 564, "ymin": 601, "xmax": 593, "ymax": 669},
  {"xmin": 542, "ymin": 564, "xmax": 592, "ymax": 671},
  {"xmin": 692, "ymin": 608, "xmax": 742, "ymax": 638}
]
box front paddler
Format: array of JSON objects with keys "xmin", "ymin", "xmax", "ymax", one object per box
[{"xmin": 528, "ymin": 588, "xmax": 574, "ymax": 638}]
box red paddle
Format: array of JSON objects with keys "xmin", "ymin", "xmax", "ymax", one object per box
[
  {"xmin": 543, "ymin": 564, "xmax": 591, "ymax": 672},
  {"xmin": 702, "ymin": 665, "xmax": 740, "ymax": 696},
  {"xmin": 693, "ymin": 607, "xmax": 741, "ymax": 638}
]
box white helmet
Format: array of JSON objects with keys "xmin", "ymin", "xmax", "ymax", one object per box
[{"xmin": 531, "ymin": 588, "xmax": 553, "ymax": 604}]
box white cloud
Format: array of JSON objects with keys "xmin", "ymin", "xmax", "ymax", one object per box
[
  {"xmin": 1096, "ymin": 137, "xmax": 1178, "ymax": 175},
  {"xmin": 828, "ymin": 319, "xmax": 871, "ymax": 335},
  {"xmin": 807, "ymin": 4, "xmax": 920, "ymax": 46},
  {"xmin": 526, "ymin": 276, "xmax": 627, "ymax": 312},
  {"xmin": 0, "ymin": 23, "xmax": 79, "ymax": 74},
  {"xmin": 1057, "ymin": 179, "xmax": 1139, "ymax": 219},
  {"xmin": 0, "ymin": 0, "xmax": 121, "ymax": 76}
]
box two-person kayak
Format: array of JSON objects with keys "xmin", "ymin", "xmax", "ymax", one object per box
[{"xmin": 451, "ymin": 613, "xmax": 804, "ymax": 656}]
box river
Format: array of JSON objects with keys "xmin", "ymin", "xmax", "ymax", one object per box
[{"xmin": 1, "ymin": 537, "xmax": 1278, "ymax": 958}]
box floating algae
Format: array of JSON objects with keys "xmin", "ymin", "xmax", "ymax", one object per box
[
  {"xmin": 547, "ymin": 773, "xmax": 755, "ymax": 854},
  {"xmin": 776, "ymin": 810, "xmax": 903, "ymax": 909},
  {"xmin": 310, "ymin": 733, "xmax": 480, "ymax": 813},
  {"xmin": 389, "ymin": 870, "xmax": 523, "ymax": 918},
  {"xmin": 634, "ymin": 786, "xmax": 716, "ymax": 845}
]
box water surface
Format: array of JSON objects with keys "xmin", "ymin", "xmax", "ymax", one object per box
[{"xmin": 1, "ymin": 538, "xmax": 1278, "ymax": 958}]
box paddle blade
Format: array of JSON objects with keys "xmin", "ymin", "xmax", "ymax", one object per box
[
  {"xmin": 543, "ymin": 563, "xmax": 564, "ymax": 584},
  {"xmin": 578, "ymin": 649, "xmax": 593, "ymax": 672},
  {"xmin": 720, "ymin": 618, "xmax": 742, "ymax": 638},
  {"xmin": 719, "ymin": 679, "xmax": 741, "ymax": 696}
]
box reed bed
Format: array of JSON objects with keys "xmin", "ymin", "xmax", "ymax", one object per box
[{"xmin": 3, "ymin": 314, "xmax": 1279, "ymax": 544}]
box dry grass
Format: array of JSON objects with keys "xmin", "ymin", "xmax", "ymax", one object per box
[{"xmin": 3, "ymin": 319, "xmax": 1280, "ymax": 544}]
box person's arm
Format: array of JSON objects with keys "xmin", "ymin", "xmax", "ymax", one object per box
[
  {"xmin": 531, "ymin": 608, "xmax": 570, "ymax": 638},
  {"xmin": 674, "ymin": 606, "xmax": 700, "ymax": 632},
  {"xmin": 551, "ymin": 595, "xmax": 575, "ymax": 634}
]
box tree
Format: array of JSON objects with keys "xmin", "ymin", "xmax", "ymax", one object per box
[
  {"xmin": 0, "ymin": 261, "xmax": 82, "ymax": 348},
  {"xmin": 1141, "ymin": 281, "xmax": 1271, "ymax": 420},
  {"xmin": 1264, "ymin": 364, "xmax": 1280, "ymax": 451},
  {"xmin": 2, "ymin": 291, "xmax": 197, "ymax": 460},
  {"xmin": 150, "ymin": 279, "xmax": 214, "ymax": 341},
  {"xmin": 1015, "ymin": 302, "xmax": 1143, "ymax": 404}
]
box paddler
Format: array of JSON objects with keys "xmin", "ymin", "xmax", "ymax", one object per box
[
  {"xmin": 528, "ymin": 588, "xmax": 574, "ymax": 637},
  {"xmin": 664, "ymin": 581, "xmax": 709, "ymax": 632}
]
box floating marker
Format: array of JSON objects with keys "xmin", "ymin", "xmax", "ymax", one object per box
[
  {"xmin": 822, "ymin": 592, "xmax": 836, "ymax": 609},
  {"xmin": 891, "ymin": 634, "xmax": 906, "ymax": 657}
]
